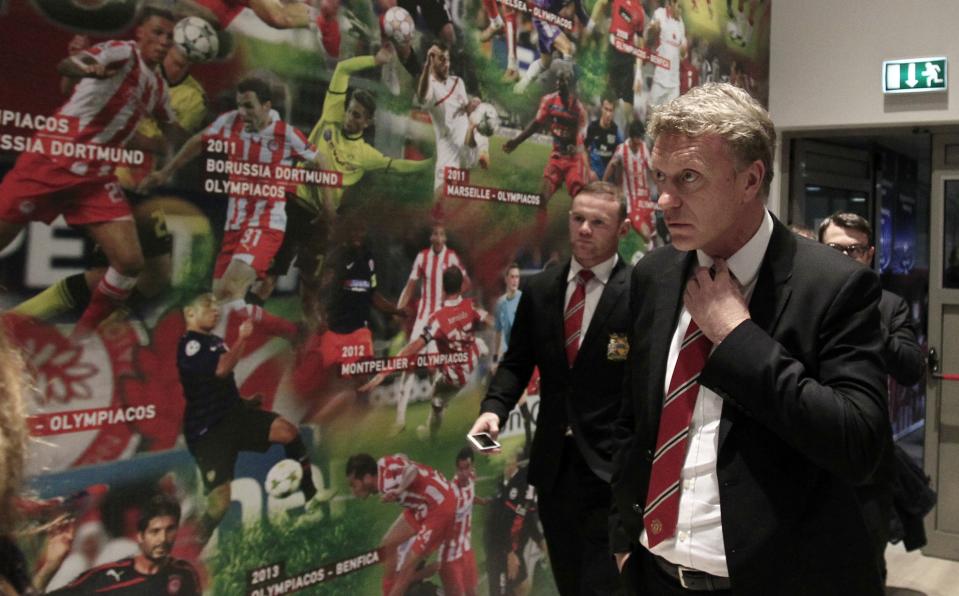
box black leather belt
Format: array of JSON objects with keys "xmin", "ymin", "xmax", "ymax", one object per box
[{"xmin": 654, "ymin": 556, "xmax": 731, "ymax": 591}]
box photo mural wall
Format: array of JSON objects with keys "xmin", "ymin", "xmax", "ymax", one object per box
[{"xmin": 0, "ymin": 0, "xmax": 770, "ymax": 593}]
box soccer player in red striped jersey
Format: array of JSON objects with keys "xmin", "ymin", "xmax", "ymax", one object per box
[
  {"xmin": 142, "ymin": 77, "xmax": 321, "ymax": 342},
  {"xmin": 392, "ymin": 223, "xmax": 468, "ymax": 432},
  {"xmin": 45, "ymin": 495, "xmax": 201, "ymax": 595},
  {"xmin": 438, "ymin": 448, "xmax": 489, "ymax": 596},
  {"xmin": 604, "ymin": 119, "xmax": 655, "ymax": 240},
  {"xmin": 0, "ymin": 6, "xmax": 184, "ymax": 338},
  {"xmin": 591, "ymin": 0, "xmax": 647, "ymax": 125},
  {"xmin": 503, "ymin": 66, "xmax": 589, "ymax": 241},
  {"xmin": 347, "ymin": 452, "xmax": 457, "ymax": 596},
  {"xmin": 362, "ymin": 267, "xmax": 491, "ymax": 440}
]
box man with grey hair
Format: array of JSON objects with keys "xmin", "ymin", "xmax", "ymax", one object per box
[
  {"xmin": 470, "ymin": 180, "xmax": 631, "ymax": 595},
  {"xmin": 609, "ymin": 83, "xmax": 888, "ymax": 594}
]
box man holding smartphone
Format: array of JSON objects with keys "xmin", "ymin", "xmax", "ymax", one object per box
[{"xmin": 468, "ymin": 181, "xmax": 632, "ymax": 595}]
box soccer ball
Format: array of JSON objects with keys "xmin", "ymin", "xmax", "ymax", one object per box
[
  {"xmin": 725, "ymin": 20, "xmax": 745, "ymax": 46},
  {"xmin": 174, "ymin": 17, "xmax": 219, "ymax": 63},
  {"xmin": 383, "ymin": 6, "xmax": 415, "ymax": 46},
  {"xmin": 265, "ymin": 459, "xmax": 303, "ymax": 499},
  {"xmin": 470, "ymin": 102, "xmax": 499, "ymax": 137}
]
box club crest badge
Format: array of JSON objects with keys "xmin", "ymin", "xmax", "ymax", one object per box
[{"xmin": 607, "ymin": 333, "xmax": 629, "ymax": 361}]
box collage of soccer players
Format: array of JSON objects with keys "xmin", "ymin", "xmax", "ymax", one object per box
[{"xmin": 0, "ymin": 0, "xmax": 770, "ymax": 593}]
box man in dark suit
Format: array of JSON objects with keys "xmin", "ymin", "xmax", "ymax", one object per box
[
  {"xmin": 817, "ymin": 212, "xmax": 923, "ymax": 387},
  {"xmin": 469, "ymin": 180, "xmax": 632, "ymax": 595},
  {"xmin": 818, "ymin": 211, "xmax": 923, "ymax": 580},
  {"xmin": 610, "ymin": 83, "xmax": 889, "ymax": 595}
]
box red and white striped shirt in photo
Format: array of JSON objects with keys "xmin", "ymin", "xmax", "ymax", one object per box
[
  {"xmin": 378, "ymin": 454, "xmax": 455, "ymax": 522},
  {"xmin": 442, "ymin": 476, "xmax": 477, "ymax": 563},
  {"xmin": 423, "ymin": 297, "xmax": 485, "ymax": 387},
  {"xmin": 409, "ymin": 246, "xmax": 466, "ymax": 326},
  {"xmin": 207, "ymin": 109, "xmax": 317, "ymax": 231},
  {"xmin": 616, "ymin": 140, "xmax": 650, "ymax": 204},
  {"xmin": 55, "ymin": 40, "xmax": 174, "ymax": 175},
  {"xmin": 207, "ymin": 109, "xmax": 317, "ymax": 167}
]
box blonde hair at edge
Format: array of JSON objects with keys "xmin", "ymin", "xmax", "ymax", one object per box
[
  {"xmin": 0, "ymin": 326, "xmax": 27, "ymax": 536},
  {"xmin": 646, "ymin": 82, "xmax": 776, "ymax": 198}
]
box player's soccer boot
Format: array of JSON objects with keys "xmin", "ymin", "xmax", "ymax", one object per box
[
  {"xmin": 501, "ymin": 67, "xmax": 519, "ymax": 83},
  {"xmin": 388, "ymin": 422, "xmax": 406, "ymax": 437},
  {"xmin": 294, "ymin": 487, "xmax": 338, "ymax": 527}
]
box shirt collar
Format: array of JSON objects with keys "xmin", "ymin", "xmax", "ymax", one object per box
[
  {"xmin": 695, "ymin": 209, "xmax": 773, "ymax": 289},
  {"xmin": 443, "ymin": 296, "xmax": 463, "ymax": 308},
  {"xmin": 568, "ymin": 253, "xmax": 618, "ymax": 285}
]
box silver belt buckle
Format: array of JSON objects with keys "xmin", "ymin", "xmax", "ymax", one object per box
[{"xmin": 677, "ymin": 567, "xmax": 689, "ymax": 590}]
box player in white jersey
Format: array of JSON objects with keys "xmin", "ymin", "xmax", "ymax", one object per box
[
  {"xmin": 603, "ymin": 119, "xmax": 654, "ymax": 240},
  {"xmin": 647, "ymin": 0, "xmax": 687, "ymax": 108},
  {"xmin": 0, "ymin": 7, "xmax": 182, "ymax": 337},
  {"xmin": 392, "ymin": 224, "xmax": 468, "ymax": 433},
  {"xmin": 141, "ymin": 77, "xmax": 320, "ymax": 341},
  {"xmin": 416, "ymin": 43, "xmax": 490, "ymax": 202}
]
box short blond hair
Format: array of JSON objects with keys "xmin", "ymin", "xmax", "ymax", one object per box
[
  {"xmin": 0, "ymin": 327, "xmax": 27, "ymax": 534},
  {"xmin": 647, "ymin": 83, "xmax": 776, "ymax": 197},
  {"xmin": 183, "ymin": 292, "xmax": 216, "ymax": 317}
]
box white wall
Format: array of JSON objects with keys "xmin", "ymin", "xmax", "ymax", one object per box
[{"xmin": 769, "ymin": 0, "xmax": 959, "ymax": 131}]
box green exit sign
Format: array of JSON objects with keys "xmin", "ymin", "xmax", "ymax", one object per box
[{"xmin": 883, "ymin": 57, "xmax": 947, "ymax": 94}]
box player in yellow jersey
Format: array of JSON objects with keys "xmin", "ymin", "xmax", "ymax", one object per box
[
  {"xmin": 282, "ymin": 44, "xmax": 432, "ymax": 324},
  {"xmin": 295, "ymin": 44, "xmax": 432, "ymax": 215}
]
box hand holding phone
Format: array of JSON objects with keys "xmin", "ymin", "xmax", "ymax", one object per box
[{"xmin": 467, "ymin": 432, "xmax": 501, "ymax": 452}]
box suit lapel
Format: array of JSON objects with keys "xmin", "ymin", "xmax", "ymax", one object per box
[
  {"xmin": 549, "ymin": 262, "xmax": 572, "ymax": 366},
  {"xmin": 644, "ymin": 250, "xmax": 696, "ymax": 446},
  {"xmin": 577, "ymin": 259, "xmax": 626, "ymax": 366},
  {"xmin": 717, "ymin": 217, "xmax": 795, "ymax": 450}
]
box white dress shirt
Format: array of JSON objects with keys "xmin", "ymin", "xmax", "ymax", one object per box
[
  {"xmin": 566, "ymin": 253, "xmax": 618, "ymax": 350},
  {"xmin": 640, "ymin": 210, "xmax": 774, "ymax": 576}
]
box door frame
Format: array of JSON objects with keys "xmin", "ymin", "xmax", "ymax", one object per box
[{"xmin": 923, "ymin": 132, "xmax": 959, "ymax": 559}]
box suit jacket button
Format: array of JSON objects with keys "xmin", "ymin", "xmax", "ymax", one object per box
[
  {"xmin": 644, "ymin": 450, "xmax": 653, "ymax": 461},
  {"xmin": 632, "ymin": 503, "xmax": 642, "ymax": 513}
]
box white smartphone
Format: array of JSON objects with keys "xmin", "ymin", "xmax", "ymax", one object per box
[{"xmin": 467, "ymin": 432, "xmax": 501, "ymax": 451}]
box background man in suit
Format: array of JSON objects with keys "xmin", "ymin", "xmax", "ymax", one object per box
[
  {"xmin": 610, "ymin": 83, "xmax": 889, "ymax": 595},
  {"xmin": 818, "ymin": 212, "xmax": 923, "ymax": 387},
  {"xmin": 818, "ymin": 211, "xmax": 923, "ymax": 580},
  {"xmin": 469, "ymin": 180, "xmax": 632, "ymax": 595}
]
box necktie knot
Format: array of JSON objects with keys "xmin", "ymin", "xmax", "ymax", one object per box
[{"xmin": 564, "ymin": 269, "xmax": 594, "ymax": 367}]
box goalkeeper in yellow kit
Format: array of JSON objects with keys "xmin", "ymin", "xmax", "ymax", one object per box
[{"xmin": 281, "ymin": 44, "xmax": 431, "ymax": 325}]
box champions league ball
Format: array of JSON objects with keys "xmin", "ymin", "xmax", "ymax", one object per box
[
  {"xmin": 174, "ymin": 16, "xmax": 219, "ymax": 63},
  {"xmin": 265, "ymin": 459, "xmax": 304, "ymax": 499},
  {"xmin": 383, "ymin": 6, "xmax": 415, "ymax": 46},
  {"xmin": 470, "ymin": 102, "xmax": 499, "ymax": 137}
]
